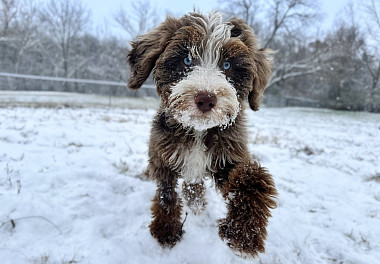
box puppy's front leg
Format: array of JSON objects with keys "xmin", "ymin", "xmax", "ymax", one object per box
[
  {"xmin": 149, "ymin": 165, "xmax": 183, "ymax": 247},
  {"xmin": 218, "ymin": 161, "xmax": 277, "ymax": 257}
]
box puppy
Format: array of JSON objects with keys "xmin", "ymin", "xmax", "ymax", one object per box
[{"xmin": 127, "ymin": 11, "xmax": 277, "ymax": 257}]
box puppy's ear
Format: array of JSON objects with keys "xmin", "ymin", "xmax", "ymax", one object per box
[
  {"xmin": 127, "ymin": 17, "xmax": 180, "ymax": 90},
  {"xmin": 248, "ymin": 48, "xmax": 272, "ymax": 111},
  {"xmin": 229, "ymin": 18, "xmax": 272, "ymax": 111}
]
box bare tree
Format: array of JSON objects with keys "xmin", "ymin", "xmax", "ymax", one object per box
[
  {"xmin": 113, "ymin": 0, "xmax": 161, "ymax": 41},
  {"xmin": 0, "ymin": 0, "xmax": 17, "ymax": 74},
  {"xmin": 362, "ymin": 0, "xmax": 380, "ymax": 110},
  {"xmin": 0, "ymin": 0, "xmax": 41, "ymax": 94},
  {"xmin": 260, "ymin": 0, "xmax": 322, "ymax": 92},
  {"xmin": 364, "ymin": 0, "xmax": 380, "ymax": 43},
  {"xmin": 0, "ymin": 0, "xmax": 17, "ymax": 36},
  {"xmin": 218, "ymin": 0, "xmax": 262, "ymax": 34},
  {"xmin": 220, "ymin": 0, "xmax": 322, "ymax": 94},
  {"xmin": 320, "ymin": 22, "xmax": 366, "ymax": 109},
  {"xmin": 39, "ymin": 0, "xmax": 91, "ymax": 84},
  {"xmin": 11, "ymin": 0, "xmax": 40, "ymax": 73},
  {"xmin": 220, "ymin": 0, "xmax": 319, "ymax": 47},
  {"xmin": 262, "ymin": 0, "xmax": 319, "ymax": 48}
]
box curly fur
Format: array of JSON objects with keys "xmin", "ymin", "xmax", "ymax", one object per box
[
  {"xmin": 127, "ymin": 11, "xmax": 276, "ymax": 257},
  {"xmin": 218, "ymin": 162, "xmax": 277, "ymax": 257}
]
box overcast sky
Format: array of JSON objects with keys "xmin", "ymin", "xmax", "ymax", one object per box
[{"xmin": 81, "ymin": 0, "xmax": 350, "ymax": 37}]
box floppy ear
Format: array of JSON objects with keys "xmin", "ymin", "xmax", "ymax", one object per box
[
  {"xmin": 248, "ymin": 48, "xmax": 272, "ymax": 111},
  {"xmin": 127, "ymin": 16, "xmax": 180, "ymax": 90},
  {"xmin": 228, "ymin": 18, "xmax": 272, "ymax": 111}
]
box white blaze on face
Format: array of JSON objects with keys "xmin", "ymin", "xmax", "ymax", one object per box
[
  {"xmin": 168, "ymin": 12, "xmax": 240, "ymax": 131},
  {"xmin": 198, "ymin": 12, "xmax": 233, "ymax": 67}
]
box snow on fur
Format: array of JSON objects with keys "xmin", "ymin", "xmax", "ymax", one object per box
[{"xmin": 169, "ymin": 67, "xmax": 240, "ymax": 131}]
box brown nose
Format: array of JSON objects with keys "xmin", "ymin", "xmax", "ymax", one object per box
[{"xmin": 194, "ymin": 92, "xmax": 217, "ymax": 113}]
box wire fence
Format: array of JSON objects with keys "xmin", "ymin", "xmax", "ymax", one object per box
[
  {"xmin": 0, "ymin": 71, "xmax": 157, "ymax": 97},
  {"xmin": 0, "ymin": 71, "xmax": 155, "ymax": 89}
]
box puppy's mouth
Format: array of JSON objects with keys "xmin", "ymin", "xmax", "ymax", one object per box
[{"xmin": 168, "ymin": 90, "xmax": 240, "ymax": 131}]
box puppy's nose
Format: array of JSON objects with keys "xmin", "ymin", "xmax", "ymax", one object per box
[{"xmin": 195, "ymin": 92, "xmax": 217, "ymax": 113}]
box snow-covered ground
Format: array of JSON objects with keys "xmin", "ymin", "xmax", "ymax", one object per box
[{"xmin": 0, "ymin": 96, "xmax": 379, "ymax": 264}]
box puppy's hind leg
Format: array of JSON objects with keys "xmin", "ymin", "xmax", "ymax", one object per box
[{"xmin": 218, "ymin": 161, "xmax": 277, "ymax": 257}]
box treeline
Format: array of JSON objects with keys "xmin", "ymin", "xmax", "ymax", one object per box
[
  {"xmin": 0, "ymin": 0, "xmax": 147, "ymax": 97},
  {"xmin": 1, "ymin": 0, "xmax": 379, "ymax": 112}
]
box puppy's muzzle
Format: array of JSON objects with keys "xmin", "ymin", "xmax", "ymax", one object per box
[{"xmin": 195, "ymin": 92, "xmax": 217, "ymax": 113}]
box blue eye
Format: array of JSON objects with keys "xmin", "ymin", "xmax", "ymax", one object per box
[
  {"xmin": 183, "ymin": 56, "xmax": 192, "ymax": 66},
  {"xmin": 223, "ymin": 61, "xmax": 231, "ymax": 70}
]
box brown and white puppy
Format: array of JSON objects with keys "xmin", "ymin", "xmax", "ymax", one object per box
[{"xmin": 127, "ymin": 11, "xmax": 277, "ymax": 258}]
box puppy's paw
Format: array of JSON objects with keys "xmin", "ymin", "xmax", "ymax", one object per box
[
  {"xmin": 150, "ymin": 219, "xmax": 184, "ymax": 248},
  {"xmin": 218, "ymin": 216, "xmax": 264, "ymax": 258}
]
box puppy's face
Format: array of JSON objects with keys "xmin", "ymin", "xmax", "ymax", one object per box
[{"xmin": 128, "ymin": 12, "xmax": 271, "ymax": 131}]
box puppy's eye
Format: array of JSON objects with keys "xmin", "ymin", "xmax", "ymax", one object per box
[
  {"xmin": 183, "ymin": 56, "xmax": 192, "ymax": 66},
  {"xmin": 223, "ymin": 61, "xmax": 231, "ymax": 70}
]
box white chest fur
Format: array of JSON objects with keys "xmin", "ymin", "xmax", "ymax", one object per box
[{"xmin": 180, "ymin": 131, "xmax": 211, "ymax": 183}]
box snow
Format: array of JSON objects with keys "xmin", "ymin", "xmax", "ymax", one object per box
[{"xmin": 1, "ymin": 97, "xmax": 379, "ymax": 264}]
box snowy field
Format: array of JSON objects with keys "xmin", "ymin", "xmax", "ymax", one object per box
[{"xmin": 0, "ymin": 94, "xmax": 379, "ymax": 264}]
